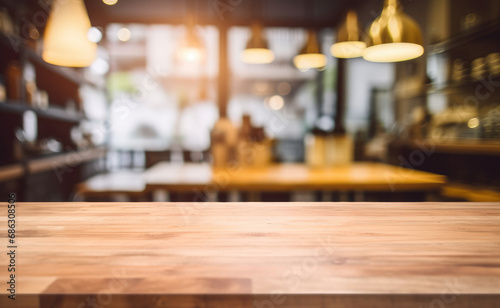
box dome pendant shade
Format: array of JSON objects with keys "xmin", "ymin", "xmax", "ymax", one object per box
[
  {"xmin": 294, "ymin": 29, "xmax": 327, "ymax": 70},
  {"xmin": 331, "ymin": 10, "xmax": 366, "ymax": 58},
  {"xmin": 241, "ymin": 24, "xmax": 275, "ymax": 64},
  {"xmin": 363, "ymin": 0, "xmax": 423, "ymax": 62},
  {"xmin": 42, "ymin": 0, "xmax": 97, "ymax": 67}
]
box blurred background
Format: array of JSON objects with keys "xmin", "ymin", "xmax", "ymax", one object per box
[{"xmin": 1, "ymin": 0, "xmax": 499, "ymax": 202}]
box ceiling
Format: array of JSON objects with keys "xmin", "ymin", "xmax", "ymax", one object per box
[{"xmin": 84, "ymin": 0, "xmax": 369, "ymax": 28}]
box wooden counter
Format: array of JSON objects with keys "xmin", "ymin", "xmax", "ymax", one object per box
[
  {"xmin": 1, "ymin": 202, "xmax": 499, "ymax": 307},
  {"xmin": 144, "ymin": 162, "xmax": 447, "ymax": 192}
]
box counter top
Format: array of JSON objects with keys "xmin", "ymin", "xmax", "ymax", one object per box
[
  {"xmin": 144, "ymin": 162, "xmax": 447, "ymax": 192},
  {"xmin": 1, "ymin": 202, "xmax": 499, "ymax": 307}
]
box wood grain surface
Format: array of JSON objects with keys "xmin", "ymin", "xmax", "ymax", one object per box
[
  {"xmin": 144, "ymin": 162, "xmax": 447, "ymax": 192},
  {"xmin": 1, "ymin": 202, "xmax": 499, "ymax": 308}
]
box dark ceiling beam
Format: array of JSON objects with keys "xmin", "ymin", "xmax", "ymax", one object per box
[{"xmin": 86, "ymin": 0, "xmax": 368, "ymax": 29}]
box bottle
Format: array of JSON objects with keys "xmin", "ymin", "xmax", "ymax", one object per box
[
  {"xmin": 211, "ymin": 117, "xmax": 238, "ymax": 168},
  {"xmin": 237, "ymin": 114, "xmax": 255, "ymax": 166},
  {"xmin": 305, "ymin": 127, "xmax": 328, "ymax": 168},
  {"xmin": 0, "ymin": 8, "xmax": 14, "ymax": 35},
  {"xmin": 0, "ymin": 76, "xmax": 6, "ymax": 102},
  {"xmin": 6, "ymin": 61, "xmax": 22, "ymax": 101}
]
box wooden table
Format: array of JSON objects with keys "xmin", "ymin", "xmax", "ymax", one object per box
[
  {"xmin": 144, "ymin": 162, "xmax": 446, "ymax": 201},
  {"xmin": 2, "ymin": 202, "xmax": 499, "ymax": 307},
  {"xmin": 74, "ymin": 170, "xmax": 147, "ymax": 201}
]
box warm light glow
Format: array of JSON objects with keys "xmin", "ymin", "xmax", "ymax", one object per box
[
  {"xmin": 268, "ymin": 95, "xmax": 284, "ymax": 111},
  {"xmin": 468, "ymin": 118, "xmax": 479, "ymax": 129},
  {"xmin": 103, "ymin": 0, "xmax": 118, "ymax": 5},
  {"xmin": 293, "ymin": 53, "xmax": 327, "ymax": 70},
  {"xmin": 331, "ymin": 41, "xmax": 366, "ymax": 58},
  {"xmin": 117, "ymin": 27, "xmax": 131, "ymax": 42},
  {"xmin": 241, "ymin": 48, "xmax": 275, "ymax": 64},
  {"xmin": 177, "ymin": 26, "xmax": 205, "ymax": 64},
  {"xmin": 362, "ymin": 43, "xmax": 424, "ymax": 62},
  {"xmin": 42, "ymin": 0, "xmax": 97, "ymax": 67},
  {"xmin": 177, "ymin": 47, "xmax": 204, "ymax": 63}
]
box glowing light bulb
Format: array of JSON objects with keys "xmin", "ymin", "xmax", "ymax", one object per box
[{"xmin": 117, "ymin": 27, "xmax": 131, "ymax": 42}]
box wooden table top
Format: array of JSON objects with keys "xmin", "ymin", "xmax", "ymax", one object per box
[
  {"xmin": 144, "ymin": 162, "xmax": 447, "ymax": 192},
  {"xmin": 75, "ymin": 170, "xmax": 146, "ymax": 197},
  {"xmin": 2, "ymin": 202, "xmax": 499, "ymax": 307}
]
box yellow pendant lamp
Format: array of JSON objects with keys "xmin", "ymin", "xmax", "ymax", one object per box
[
  {"xmin": 294, "ymin": 29, "xmax": 327, "ymax": 70},
  {"xmin": 363, "ymin": 0, "xmax": 423, "ymax": 62},
  {"xmin": 331, "ymin": 10, "xmax": 366, "ymax": 59},
  {"xmin": 241, "ymin": 23, "xmax": 275, "ymax": 64},
  {"xmin": 42, "ymin": 0, "xmax": 97, "ymax": 67}
]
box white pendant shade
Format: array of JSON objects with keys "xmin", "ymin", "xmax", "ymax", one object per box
[{"xmin": 43, "ymin": 0, "xmax": 97, "ymax": 67}]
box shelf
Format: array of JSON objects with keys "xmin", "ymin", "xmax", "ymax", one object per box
[
  {"xmin": 27, "ymin": 146, "xmax": 107, "ymax": 174},
  {"xmin": 0, "ymin": 147, "xmax": 107, "ymax": 180},
  {"xmin": 406, "ymin": 139, "xmax": 500, "ymax": 156},
  {"xmin": 427, "ymin": 75, "xmax": 500, "ymax": 95},
  {"xmin": 0, "ymin": 102, "xmax": 85, "ymax": 123},
  {"xmin": 396, "ymin": 74, "xmax": 500, "ymax": 100},
  {"xmin": 0, "ymin": 163, "xmax": 24, "ymax": 183},
  {"xmin": 428, "ymin": 20, "xmax": 500, "ymax": 55}
]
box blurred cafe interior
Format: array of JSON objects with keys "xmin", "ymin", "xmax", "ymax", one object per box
[{"xmin": 1, "ymin": 0, "xmax": 500, "ymax": 203}]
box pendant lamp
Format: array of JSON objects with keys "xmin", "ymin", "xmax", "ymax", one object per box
[
  {"xmin": 177, "ymin": 26, "xmax": 205, "ymax": 63},
  {"xmin": 42, "ymin": 0, "xmax": 97, "ymax": 67},
  {"xmin": 363, "ymin": 0, "xmax": 423, "ymax": 62},
  {"xmin": 177, "ymin": 11, "xmax": 206, "ymax": 64},
  {"xmin": 331, "ymin": 10, "xmax": 366, "ymax": 59},
  {"xmin": 241, "ymin": 23, "xmax": 274, "ymax": 64},
  {"xmin": 294, "ymin": 29, "xmax": 327, "ymax": 70}
]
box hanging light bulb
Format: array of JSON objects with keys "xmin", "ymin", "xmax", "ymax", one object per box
[
  {"xmin": 177, "ymin": 26, "xmax": 205, "ymax": 63},
  {"xmin": 177, "ymin": 11, "xmax": 205, "ymax": 64},
  {"xmin": 331, "ymin": 10, "xmax": 366, "ymax": 59},
  {"xmin": 241, "ymin": 23, "xmax": 275, "ymax": 64},
  {"xmin": 293, "ymin": 29, "xmax": 327, "ymax": 71},
  {"xmin": 42, "ymin": 0, "xmax": 97, "ymax": 67},
  {"xmin": 363, "ymin": 0, "xmax": 424, "ymax": 62}
]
